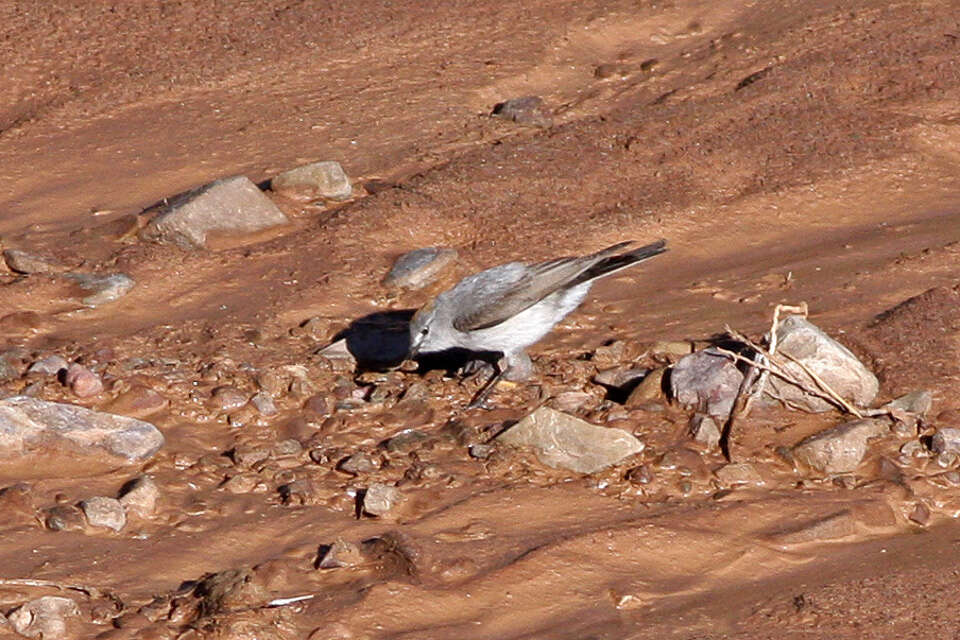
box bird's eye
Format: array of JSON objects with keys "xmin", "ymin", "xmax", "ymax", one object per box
[{"xmin": 420, "ymin": 328, "xmax": 429, "ymax": 336}]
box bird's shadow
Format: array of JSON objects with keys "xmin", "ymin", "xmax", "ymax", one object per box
[{"xmin": 332, "ymin": 309, "xmax": 495, "ymax": 374}]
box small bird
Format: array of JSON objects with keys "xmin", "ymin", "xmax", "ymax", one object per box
[{"xmin": 408, "ymin": 239, "xmax": 668, "ymax": 406}]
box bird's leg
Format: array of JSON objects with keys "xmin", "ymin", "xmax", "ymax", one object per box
[
  {"xmin": 459, "ymin": 358, "xmax": 496, "ymax": 379},
  {"xmin": 467, "ymin": 359, "xmax": 506, "ymax": 410},
  {"xmin": 502, "ymin": 350, "xmax": 534, "ymax": 381}
]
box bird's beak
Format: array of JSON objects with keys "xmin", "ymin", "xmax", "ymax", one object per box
[{"xmin": 408, "ymin": 336, "xmax": 422, "ymax": 359}]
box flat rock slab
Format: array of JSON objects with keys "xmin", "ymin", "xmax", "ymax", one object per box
[
  {"xmin": 382, "ymin": 247, "xmax": 458, "ymax": 290},
  {"xmin": 766, "ymin": 315, "xmax": 879, "ymax": 412},
  {"xmin": 271, "ymin": 160, "xmax": 353, "ymax": 201},
  {"xmin": 0, "ymin": 397, "xmax": 164, "ymax": 476},
  {"xmin": 496, "ymin": 406, "xmax": 643, "ymax": 474},
  {"xmin": 792, "ymin": 418, "xmax": 888, "ymax": 474},
  {"xmin": 140, "ymin": 175, "xmax": 289, "ymax": 250}
]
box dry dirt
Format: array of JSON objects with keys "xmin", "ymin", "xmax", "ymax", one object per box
[{"xmin": 2, "ymin": 0, "xmax": 960, "ymax": 638}]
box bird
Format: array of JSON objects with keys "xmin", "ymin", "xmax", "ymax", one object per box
[{"xmin": 408, "ymin": 239, "xmax": 668, "ymax": 406}]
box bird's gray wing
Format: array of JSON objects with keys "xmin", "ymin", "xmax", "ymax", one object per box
[{"xmin": 451, "ymin": 242, "xmax": 635, "ymax": 332}]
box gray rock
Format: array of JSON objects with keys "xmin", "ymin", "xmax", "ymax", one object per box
[
  {"xmin": 690, "ymin": 413, "xmax": 722, "ymax": 450},
  {"xmin": 80, "ymin": 496, "xmax": 126, "ymax": 531},
  {"xmin": 931, "ymin": 428, "xmax": 960, "ymax": 455},
  {"xmin": 42, "ymin": 505, "xmax": 85, "ymax": 532},
  {"xmin": 593, "ymin": 367, "xmax": 649, "ymax": 390},
  {"xmin": 362, "ymin": 483, "xmax": 400, "ymax": 516},
  {"xmin": 382, "ymin": 247, "xmax": 458, "ymax": 290},
  {"xmin": 7, "ymin": 596, "xmax": 79, "ymax": 639},
  {"xmin": 765, "ymin": 315, "xmax": 878, "ymax": 412},
  {"xmin": 140, "ymin": 175, "xmax": 289, "ymax": 250},
  {"xmin": 118, "ymin": 475, "xmax": 160, "ymax": 517},
  {"xmin": 469, "ymin": 443, "xmax": 495, "ymax": 459},
  {"xmin": 271, "ymin": 160, "xmax": 353, "ymax": 201},
  {"xmin": 338, "ymin": 452, "xmax": 380, "ymax": 475},
  {"xmin": 495, "ymin": 406, "xmax": 643, "ymax": 474},
  {"xmin": 2, "ymin": 249, "xmax": 70, "ymax": 274},
  {"xmin": 670, "ymin": 348, "xmax": 743, "ymax": 418},
  {"xmin": 885, "ymin": 390, "xmax": 933, "ymax": 416},
  {"xmin": 209, "ymin": 386, "xmax": 248, "ymax": 411},
  {"xmin": 625, "ymin": 368, "xmax": 665, "ymax": 406},
  {"xmin": 792, "ymin": 418, "xmax": 888, "ymax": 474},
  {"xmin": 65, "ymin": 272, "xmax": 135, "ymax": 306},
  {"xmin": 318, "ymin": 538, "xmax": 363, "ymax": 569},
  {"xmin": 714, "ymin": 462, "xmax": 764, "ymax": 486},
  {"xmin": 0, "ymin": 396, "xmax": 164, "ymax": 471},
  {"xmin": 250, "ymin": 392, "xmax": 278, "ymax": 416},
  {"xmin": 27, "ymin": 355, "xmax": 69, "ymax": 376},
  {"xmin": 63, "ymin": 363, "xmax": 103, "ymax": 398},
  {"xmin": 382, "ymin": 429, "xmax": 429, "ymax": 453},
  {"xmin": 316, "ymin": 339, "xmax": 357, "ymax": 370},
  {"xmin": 491, "ymin": 96, "xmax": 553, "ymax": 127},
  {"xmin": 884, "ymin": 390, "xmax": 933, "ymax": 433}
]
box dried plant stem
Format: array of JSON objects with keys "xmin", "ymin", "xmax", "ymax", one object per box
[
  {"xmin": 0, "ymin": 578, "xmax": 107, "ymax": 598},
  {"xmin": 720, "ymin": 328, "xmax": 864, "ymax": 419}
]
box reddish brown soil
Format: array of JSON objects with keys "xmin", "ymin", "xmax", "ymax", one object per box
[{"xmin": 2, "ymin": 0, "xmax": 960, "ymax": 638}]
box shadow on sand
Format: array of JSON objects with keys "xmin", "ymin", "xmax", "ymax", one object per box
[{"xmin": 331, "ymin": 309, "xmax": 498, "ymax": 374}]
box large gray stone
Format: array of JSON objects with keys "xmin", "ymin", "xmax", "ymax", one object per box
[
  {"xmin": 271, "ymin": 160, "xmax": 353, "ymax": 201},
  {"xmin": 496, "ymin": 406, "xmax": 643, "ymax": 474},
  {"xmin": 792, "ymin": 418, "xmax": 888, "ymax": 474},
  {"xmin": 382, "ymin": 247, "xmax": 458, "ymax": 290},
  {"xmin": 670, "ymin": 348, "xmax": 743, "ymax": 418},
  {"xmin": 766, "ymin": 315, "xmax": 878, "ymax": 412},
  {"xmin": 0, "ymin": 397, "xmax": 164, "ymax": 471},
  {"xmin": 140, "ymin": 175, "xmax": 289, "ymax": 250}
]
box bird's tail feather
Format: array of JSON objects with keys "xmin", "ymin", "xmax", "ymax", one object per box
[{"xmin": 574, "ymin": 239, "xmax": 667, "ymax": 285}]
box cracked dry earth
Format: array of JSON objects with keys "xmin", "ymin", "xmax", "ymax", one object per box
[{"xmin": 2, "ymin": 0, "xmax": 960, "ymax": 638}]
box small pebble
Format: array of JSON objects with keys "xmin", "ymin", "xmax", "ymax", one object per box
[
  {"xmin": 63, "ymin": 363, "xmax": 103, "ymax": 397},
  {"xmin": 118, "ymin": 475, "xmax": 160, "ymax": 517},
  {"xmin": 908, "ymin": 502, "xmax": 931, "ymax": 526},
  {"xmin": 469, "ymin": 444, "xmax": 495, "ymax": 460},
  {"xmin": 250, "ymin": 392, "xmax": 278, "ymax": 416},
  {"xmin": 222, "ymin": 474, "xmax": 259, "ymax": 494},
  {"xmin": 317, "ymin": 539, "xmax": 363, "ymax": 569},
  {"xmin": 43, "ymin": 505, "xmax": 86, "ymax": 532},
  {"xmin": 274, "ymin": 439, "xmax": 303, "ymax": 458},
  {"xmin": 210, "ymin": 386, "xmax": 249, "ymax": 411},
  {"xmin": 491, "ymin": 96, "xmax": 552, "ymax": 127},
  {"xmin": 255, "ymin": 369, "xmax": 288, "ymax": 398},
  {"xmin": 362, "ymin": 483, "xmax": 400, "ymax": 516},
  {"xmin": 382, "ymin": 247, "xmax": 458, "ymax": 290},
  {"xmin": 626, "ymin": 465, "xmax": 653, "ymax": 485},
  {"xmin": 81, "ymin": 496, "xmax": 126, "ymax": 531},
  {"xmin": 28, "ymin": 355, "xmax": 69, "ymax": 376},
  {"xmin": 338, "ymin": 452, "xmax": 380, "ymax": 475}
]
